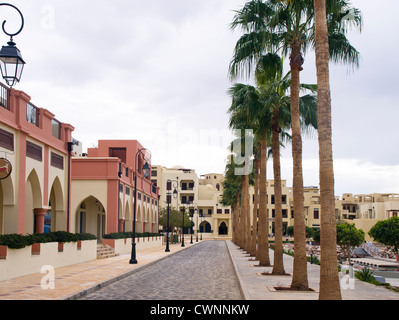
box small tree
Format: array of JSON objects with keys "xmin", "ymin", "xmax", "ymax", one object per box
[
  {"xmin": 336, "ymin": 223, "xmax": 365, "ymax": 265},
  {"xmin": 369, "ymin": 217, "xmax": 399, "ymax": 261},
  {"xmin": 158, "ymin": 207, "xmax": 193, "ymax": 242}
]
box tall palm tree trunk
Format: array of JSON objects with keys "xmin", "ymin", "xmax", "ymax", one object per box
[
  {"xmin": 314, "ymin": 0, "xmax": 342, "ymax": 300},
  {"xmin": 244, "ymin": 172, "xmax": 251, "ymax": 252},
  {"xmin": 258, "ymin": 136, "xmax": 270, "ymax": 266},
  {"xmin": 250, "ymin": 156, "xmax": 260, "ymax": 257},
  {"xmin": 240, "ymin": 175, "xmax": 248, "ymax": 251},
  {"xmin": 234, "ymin": 193, "xmax": 240, "ymax": 246},
  {"xmin": 289, "ymin": 41, "xmax": 309, "ymax": 291},
  {"xmin": 271, "ymin": 113, "xmax": 285, "ymax": 275}
]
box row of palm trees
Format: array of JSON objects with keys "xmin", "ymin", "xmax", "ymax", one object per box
[{"xmin": 222, "ymin": 0, "xmax": 362, "ymax": 300}]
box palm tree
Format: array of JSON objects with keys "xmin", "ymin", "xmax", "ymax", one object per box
[
  {"xmin": 227, "ymin": 82, "xmax": 272, "ymax": 264},
  {"xmin": 256, "ymin": 54, "xmax": 318, "ymax": 275},
  {"xmin": 313, "ymin": 0, "xmax": 362, "ymax": 300},
  {"xmin": 229, "ymin": 0, "xmax": 361, "ymax": 291},
  {"xmin": 221, "ymin": 159, "xmax": 242, "ymax": 246},
  {"xmin": 227, "ymin": 88, "xmax": 258, "ymax": 252}
]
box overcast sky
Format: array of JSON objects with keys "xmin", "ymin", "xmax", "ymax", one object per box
[{"xmin": 4, "ymin": 0, "xmax": 399, "ymax": 197}]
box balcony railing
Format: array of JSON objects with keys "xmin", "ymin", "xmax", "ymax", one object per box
[{"xmin": 0, "ymin": 83, "xmax": 9, "ymax": 110}]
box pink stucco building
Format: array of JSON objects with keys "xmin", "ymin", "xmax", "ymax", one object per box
[
  {"xmin": 0, "ymin": 83, "xmax": 74, "ymax": 235},
  {"xmin": 71, "ymin": 140, "xmax": 159, "ymax": 240}
]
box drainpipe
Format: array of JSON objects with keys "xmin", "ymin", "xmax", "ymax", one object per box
[{"xmin": 67, "ymin": 141, "xmax": 74, "ymax": 232}]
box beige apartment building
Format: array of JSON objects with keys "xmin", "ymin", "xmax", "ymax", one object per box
[
  {"xmin": 337, "ymin": 192, "xmax": 399, "ymax": 240},
  {"xmin": 151, "ymin": 164, "xmax": 397, "ymax": 241},
  {"xmin": 247, "ymin": 181, "xmax": 336, "ymax": 236},
  {"xmin": 151, "ymin": 166, "xmax": 232, "ymax": 238}
]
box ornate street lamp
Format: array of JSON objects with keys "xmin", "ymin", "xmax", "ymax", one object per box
[
  {"xmin": 0, "ymin": 3, "xmax": 25, "ymax": 87},
  {"xmin": 189, "ymin": 202, "xmax": 198, "ymax": 244},
  {"xmin": 129, "ymin": 148, "xmax": 151, "ymax": 264},
  {"xmin": 165, "ymin": 179, "xmax": 178, "ymax": 252}
]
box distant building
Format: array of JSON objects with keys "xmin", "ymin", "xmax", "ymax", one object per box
[
  {"xmin": 151, "ymin": 166, "xmax": 232, "ymax": 238},
  {"xmin": 337, "ymin": 193, "xmax": 399, "ymax": 241},
  {"xmin": 71, "ymin": 140, "xmax": 159, "ymax": 240}
]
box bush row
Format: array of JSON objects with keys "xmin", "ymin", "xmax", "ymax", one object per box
[
  {"xmin": 0, "ymin": 231, "xmax": 97, "ymax": 249},
  {"xmin": 103, "ymin": 232, "xmax": 160, "ymax": 239}
]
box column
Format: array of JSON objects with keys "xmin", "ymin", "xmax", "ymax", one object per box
[{"xmin": 34, "ymin": 208, "xmax": 47, "ymax": 234}]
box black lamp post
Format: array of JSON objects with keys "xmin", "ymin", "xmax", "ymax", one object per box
[
  {"xmin": 200, "ymin": 211, "xmax": 203, "ymax": 240},
  {"xmin": 189, "ymin": 203, "xmax": 194, "ymax": 244},
  {"xmin": 165, "ymin": 179, "xmax": 178, "ymax": 252},
  {"xmin": 181, "ymin": 204, "xmax": 185, "ymax": 247},
  {"xmin": 129, "ymin": 148, "xmax": 151, "ymax": 265},
  {"xmin": 0, "ymin": 3, "xmax": 25, "ymax": 87}
]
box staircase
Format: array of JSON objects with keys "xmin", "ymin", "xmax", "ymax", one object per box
[{"xmin": 96, "ymin": 244, "xmax": 119, "ymax": 259}]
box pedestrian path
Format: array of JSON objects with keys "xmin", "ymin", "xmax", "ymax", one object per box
[
  {"xmin": 0, "ymin": 241, "xmax": 198, "ymax": 300},
  {"xmin": 0, "ymin": 239, "xmax": 398, "ymax": 300},
  {"xmin": 226, "ymin": 241, "xmax": 399, "ymax": 300}
]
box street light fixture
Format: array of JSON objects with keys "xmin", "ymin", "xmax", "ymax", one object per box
[
  {"xmin": 129, "ymin": 148, "xmax": 151, "ymax": 265},
  {"xmin": 0, "ymin": 3, "xmax": 25, "ymax": 87},
  {"xmin": 165, "ymin": 179, "xmax": 178, "ymax": 252}
]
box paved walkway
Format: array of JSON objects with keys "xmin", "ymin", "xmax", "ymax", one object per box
[
  {"xmin": 81, "ymin": 240, "xmax": 242, "ymax": 300},
  {"xmin": 0, "ymin": 239, "xmax": 398, "ymax": 300}
]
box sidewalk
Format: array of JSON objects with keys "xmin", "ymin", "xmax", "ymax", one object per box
[
  {"xmin": 0, "ymin": 239, "xmax": 398, "ymax": 300},
  {"xmin": 226, "ymin": 240, "xmax": 399, "ymax": 300},
  {"xmin": 0, "ymin": 241, "xmax": 197, "ymax": 300}
]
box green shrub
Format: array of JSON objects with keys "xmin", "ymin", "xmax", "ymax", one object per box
[
  {"xmin": 0, "ymin": 234, "xmax": 28, "ymax": 249},
  {"xmin": 0, "ymin": 232, "xmax": 97, "ymax": 249},
  {"xmin": 355, "ymin": 268, "xmax": 375, "ymax": 282}
]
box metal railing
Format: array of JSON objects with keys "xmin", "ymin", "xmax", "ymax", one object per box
[{"xmin": 0, "ymin": 82, "xmax": 9, "ymax": 110}]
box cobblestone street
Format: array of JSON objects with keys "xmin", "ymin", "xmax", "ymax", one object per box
[{"xmin": 80, "ymin": 240, "xmax": 243, "ymax": 300}]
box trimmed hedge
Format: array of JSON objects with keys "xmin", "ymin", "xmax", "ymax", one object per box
[
  {"xmin": 0, "ymin": 232, "xmax": 97, "ymax": 249},
  {"xmin": 103, "ymin": 232, "xmax": 160, "ymax": 240}
]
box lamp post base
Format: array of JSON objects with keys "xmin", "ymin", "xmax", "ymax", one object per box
[{"xmin": 130, "ymin": 242, "xmax": 137, "ymax": 264}]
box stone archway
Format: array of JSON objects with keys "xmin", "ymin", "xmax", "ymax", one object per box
[
  {"xmin": 219, "ymin": 222, "xmax": 228, "ymax": 235},
  {"xmin": 47, "ymin": 177, "xmax": 64, "ymax": 233},
  {"xmin": 0, "ymin": 175, "xmax": 15, "ymax": 234},
  {"xmin": 26, "ymin": 169, "xmax": 43, "ymax": 234},
  {"xmin": 200, "ymin": 221, "xmax": 212, "ymax": 233},
  {"xmin": 124, "ymin": 201, "xmax": 131, "ymax": 232},
  {"xmin": 75, "ymin": 196, "xmax": 106, "ymax": 241}
]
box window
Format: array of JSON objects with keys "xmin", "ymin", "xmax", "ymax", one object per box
[
  {"xmin": 0, "ymin": 128, "xmax": 13, "ymax": 151},
  {"xmin": 217, "ymin": 209, "xmax": 222, "ymax": 214},
  {"xmin": 51, "ymin": 119, "xmax": 61, "ymax": 139},
  {"xmin": 314, "ymin": 208, "xmax": 319, "ymax": 219},
  {"xmin": 109, "ymin": 148, "xmax": 126, "ymax": 164},
  {"xmin": 282, "ymin": 195, "xmax": 287, "ymax": 204},
  {"xmin": 225, "ymin": 209, "xmax": 230, "ymax": 214},
  {"xmin": 27, "ymin": 103, "xmax": 39, "ymax": 127},
  {"xmin": 26, "ymin": 141, "xmax": 42, "ymax": 161},
  {"xmin": 50, "ymin": 152, "xmax": 64, "ymax": 169}
]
